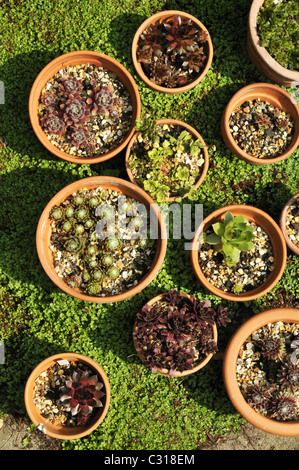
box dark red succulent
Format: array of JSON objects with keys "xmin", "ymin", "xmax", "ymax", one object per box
[
  {"xmin": 60, "ymin": 370, "xmax": 105, "ymax": 425},
  {"xmin": 41, "ymin": 92, "xmax": 58, "ymax": 110},
  {"xmin": 163, "ymin": 15, "xmax": 199, "ymax": 54},
  {"xmin": 42, "ymin": 111, "xmax": 66, "ymax": 135},
  {"xmin": 60, "ymin": 76, "xmax": 83, "ymax": 96},
  {"xmin": 67, "ymin": 126, "xmax": 90, "ymax": 148},
  {"xmin": 61, "ymin": 96, "xmax": 89, "ymax": 126}
]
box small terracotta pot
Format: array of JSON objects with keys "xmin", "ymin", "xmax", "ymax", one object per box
[
  {"xmin": 133, "ymin": 292, "xmax": 218, "ymax": 376},
  {"xmin": 221, "ymin": 82, "xmax": 299, "ymax": 165},
  {"xmin": 132, "ymin": 10, "xmax": 213, "ymax": 94},
  {"xmin": 29, "ymin": 50, "xmax": 141, "ymax": 164},
  {"xmin": 280, "ymin": 192, "xmax": 299, "ymax": 256},
  {"xmin": 125, "ymin": 118, "xmax": 209, "ymax": 202},
  {"xmin": 190, "ymin": 205, "xmax": 287, "ymax": 302},
  {"xmin": 223, "ymin": 308, "xmax": 299, "ymax": 436},
  {"xmin": 24, "ymin": 353, "xmax": 110, "ymax": 440},
  {"xmin": 36, "ymin": 176, "xmax": 167, "ymax": 302},
  {"xmin": 247, "ymin": 0, "xmax": 299, "ymax": 87}
]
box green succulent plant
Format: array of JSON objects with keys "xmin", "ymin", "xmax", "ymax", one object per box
[{"xmin": 205, "ymin": 211, "xmax": 255, "ymax": 267}]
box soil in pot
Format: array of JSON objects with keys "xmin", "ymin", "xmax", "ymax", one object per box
[
  {"xmin": 136, "ymin": 14, "xmax": 209, "ymax": 89},
  {"xmin": 127, "ymin": 117, "xmax": 208, "ymax": 202},
  {"xmin": 33, "ymin": 359, "xmax": 106, "ymax": 427},
  {"xmin": 257, "ymin": 0, "xmax": 299, "ymax": 72},
  {"xmin": 49, "ymin": 185, "xmax": 157, "ymax": 297},
  {"xmin": 38, "ymin": 63, "xmax": 133, "ymax": 158},
  {"xmin": 133, "ymin": 290, "xmax": 230, "ymax": 376},
  {"xmin": 283, "ymin": 199, "xmax": 299, "ymax": 251},
  {"xmin": 198, "ymin": 212, "xmax": 275, "ymax": 295},
  {"xmin": 236, "ymin": 320, "xmax": 299, "ymax": 422},
  {"xmin": 228, "ymin": 98, "xmax": 295, "ymax": 161}
]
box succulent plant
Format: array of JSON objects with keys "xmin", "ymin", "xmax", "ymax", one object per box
[
  {"xmin": 61, "ymin": 76, "xmax": 83, "ymax": 96},
  {"xmin": 255, "ymin": 112, "xmax": 272, "ymax": 130},
  {"xmin": 41, "ymin": 92, "xmax": 58, "ymax": 110},
  {"xmin": 134, "ymin": 290, "xmax": 230, "ymax": 375},
  {"xmin": 60, "ymin": 370, "xmax": 105, "ymax": 426},
  {"xmin": 258, "ymin": 336, "xmax": 285, "ymax": 361},
  {"xmin": 269, "ymin": 394, "xmax": 297, "ymax": 421},
  {"xmin": 245, "ymin": 384, "xmax": 272, "ymax": 413},
  {"xmin": 42, "ymin": 112, "xmax": 66, "ymax": 135},
  {"xmin": 278, "ymin": 363, "xmax": 299, "ymax": 388},
  {"xmin": 62, "ymin": 96, "xmax": 89, "ymax": 126},
  {"xmin": 50, "ymin": 206, "xmax": 64, "ymax": 221},
  {"xmin": 68, "ymin": 126, "xmax": 90, "ymax": 148},
  {"xmin": 164, "ymin": 15, "xmax": 199, "ymax": 54},
  {"xmin": 205, "ymin": 211, "xmax": 255, "ymax": 267},
  {"xmin": 183, "ymin": 47, "xmax": 206, "ymax": 73}
]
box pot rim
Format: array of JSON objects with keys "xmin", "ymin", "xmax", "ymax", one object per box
[
  {"xmin": 125, "ymin": 118, "xmax": 209, "ymax": 202},
  {"xmin": 279, "ymin": 192, "xmax": 299, "ymax": 255},
  {"xmin": 133, "ymin": 292, "xmax": 218, "ymax": 376},
  {"xmin": 223, "ymin": 308, "xmax": 299, "ymax": 436},
  {"xmin": 29, "ymin": 50, "xmax": 141, "ymax": 164},
  {"xmin": 248, "ymin": 0, "xmax": 299, "ymax": 83},
  {"xmin": 190, "ymin": 204, "xmax": 287, "ymax": 301},
  {"xmin": 36, "ymin": 176, "xmax": 167, "ymax": 303},
  {"xmin": 24, "ymin": 352, "xmax": 111, "ymax": 440},
  {"xmin": 221, "ymin": 82, "xmax": 299, "ymax": 165},
  {"xmin": 131, "ymin": 10, "xmax": 213, "ymax": 94}
]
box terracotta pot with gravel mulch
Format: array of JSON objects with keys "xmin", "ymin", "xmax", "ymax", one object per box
[
  {"xmin": 221, "ymin": 83, "xmax": 299, "ymax": 165},
  {"xmin": 132, "ymin": 10, "xmax": 213, "ymax": 94},
  {"xmin": 190, "ymin": 205, "xmax": 286, "ymax": 302},
  {"xmin": 24, "ymin": 353, "xmax": 111, "ymax": 440},
  {"xmin": 29, "ymin": 50, "xmax": 141, "ymax": 164},
  {"xmin": 280, "ymin": 192, "xmax": 299, "ymax": 256},
  {"xmin": 223, "ymin": 308, "xmax": 299, "ymax": 436},
  {"xmin": 36, "ymin": 176, "xmax": 167, "ymax": 303}
]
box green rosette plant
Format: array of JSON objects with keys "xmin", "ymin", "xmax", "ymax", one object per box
[{"xmin": 205, "ymin": 211, "xmax": 255, "ymax": 267}]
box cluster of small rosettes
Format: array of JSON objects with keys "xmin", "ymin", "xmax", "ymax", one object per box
[
  {"xmin": 137, "ymin": 15, "xmax": 208, "ymax": 88},
  {"xmin": 40, "ymin": 74, "xmax": 123, "ymax": 151}
]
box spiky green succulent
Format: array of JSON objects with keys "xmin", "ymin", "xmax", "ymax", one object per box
[{"xmin": 205, "ymin": 211, "xmax": 255, "ymax": 267}]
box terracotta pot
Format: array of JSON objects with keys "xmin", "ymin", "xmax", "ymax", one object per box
[
  {"xmin": 36, "ymin": 176, "xmax": 167, "ymax": 302},
  {"xmin": 24, "ymin": 353, "xmax": 110, "ymax": 440},
  {"xmin": 190, "ymin": 205, "xmax": 287, "ymax": 301},
  {"xmin": 280, "ymin": 192, "xmax": 299, "ymax": 256},
  {"xmin": 247, "ymin": 0, "xmax": 299, "ymax": 87},
  {"xmin": 29, "ymin": 50, "xmax": 141, "ymax": 164},
  {"xmin": 132, "ymin": 10, "xmax": 213, "ymax": 94},
  {"xmin": 133, "ymin": 292, "xmax": 217, "ymax": 377},
  {"xmin": 223, "ymin": 308, "xmax": 299, "ymax": 436},
  {"xmin": 221, "ymin": 82, "xmax": 299, "ymax": 165},
  {"xmin": 125, "ymin": 118, "xmax": 209, "ymax": 202}
]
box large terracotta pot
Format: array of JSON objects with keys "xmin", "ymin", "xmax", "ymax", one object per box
[
  {"xmin": 247, "ymin": 0, "xmax": 299, "ymax": 87},
  {"xmin": 36, "ymin": 176, "xmax": 167, "ymax": 303},
  {"xmin": 280, "ymin": 192, "xmax": 299, "ymax": 256},
  {"xmin": 190, "ymin": 205, "xmax": 287, "ymax": 302},
  {"xmin": 132, "ymin": 10, "xmax": 213, "ymax": 94},
  {"xmin": 221, "ymin": 83, "xmax": 299, "ymax": 165},
  {"xmin": 125, "ymin": 118, "xmax": 209, "ymax": 202},
  {"xmin": 29, "ymin": 50, "xmax": 141, "ymax": 164},
  {"xmin": 24, "ymin": 353, "xmax": 110, "ymax": 440},
  {"xmin": 133, "ymin": 292, "xmax": 217, "ymax": 377},
  {"xmin": 223, "ymin": 308, "xmax": 299, "ymax": 436}
]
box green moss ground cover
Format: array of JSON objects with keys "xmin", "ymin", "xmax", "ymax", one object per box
[{"xmin": 0, "ymin": 0, "xmax": 298, "ymax": 451}]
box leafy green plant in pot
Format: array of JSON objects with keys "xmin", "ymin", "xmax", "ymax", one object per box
[
  {"xmin": 125, "ymin": 116, "xmax": 209, "ymax": 203},
  {"xmin": 191, "ymin": 205, "xmax": 287, "ymax": 301},
  {"xmin": 133, "ymin": 290, "xmax": 231, "ymax": 377}
]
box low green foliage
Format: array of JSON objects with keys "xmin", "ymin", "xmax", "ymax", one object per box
[
  {"xmin": 257, "ymin": 0, "xmax": 299, "ymax": 70},
  {"xmin": 0, "ymin": 0, "xmax": 298, "ymax": 451}
]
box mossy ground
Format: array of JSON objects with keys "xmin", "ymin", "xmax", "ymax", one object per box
[{"xmin": 0, "ymin": 0, "xmax": 298, "ymax": 451}]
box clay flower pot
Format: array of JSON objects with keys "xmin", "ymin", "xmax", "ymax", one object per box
[
  {"xmin": 221, "ymin": 82, "xmax": 299, "ymax": 165},
  {"xmin": 133, "ymin": 292, "xmax": 218, "ymax": 377},
  {"xmin": 29, "ymin": 50, "xmax": 141, "ymax": 164},
  {"xmin": 190, "ymin": 205, "xmax": 287, "ymax": 302},
  {"xmin": 280, "ymin": 192, "xmax": 299, "ymax": 256},
  {"xmin": 24, "ymin": 353, "xmax": 110, "ymax": 440},
  {"xmin": 125, "ymin": 118, "xmax": 209, "ymax": 202},
  {"xmin": 36, "ymin": 176, "xmax": 167, "ymax": 303},
  {"xmin": 247, "ymin": 0, "xmax": 299, "ymax": 87},
  {"xmin": 223, "ymin": 308, "xmax": 299, "ymax": 436},
  {"xmin": 132, "ymin": 10, "xmax": 213, "ymax": 94}
]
